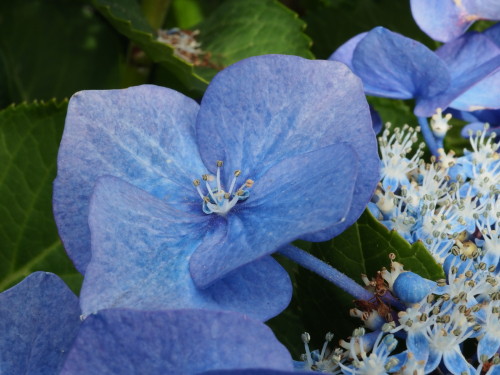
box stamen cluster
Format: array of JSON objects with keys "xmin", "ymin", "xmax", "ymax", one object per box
[
  {"xmin": 193, "ymin": 161, "xmax": 253, "ymax": 215},
  {"xmin": 296, "ymin": 116, "xmax": 500, "ymax": 374}
]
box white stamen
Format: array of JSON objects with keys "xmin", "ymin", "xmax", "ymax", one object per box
[{"xmin": 193, "ymin": 162, "xmax": 252, "ymax": 215}]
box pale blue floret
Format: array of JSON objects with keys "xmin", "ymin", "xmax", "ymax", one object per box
[
  {"xmin": 476, "ymin": 300, "xmax": 500, "ymax": 360},
  {"xmin": 338, "ymin": 329, "xmax": 399, "ymax": 375}
]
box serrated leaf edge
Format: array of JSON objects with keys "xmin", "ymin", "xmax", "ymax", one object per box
[{"xmin": 94, "ymin": 2, "xmax": 209, "ymax": 89}]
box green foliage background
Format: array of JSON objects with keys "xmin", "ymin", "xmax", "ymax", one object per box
[{"xmin": 1, "ymin": 0, "xmax": 455, "ymax": 356}]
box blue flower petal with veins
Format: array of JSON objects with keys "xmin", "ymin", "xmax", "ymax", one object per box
[
  {"xmin": 0, "ymin": 272, "xmax": 81, "ymax": 374},
  {"xmin": 53, "ymin": 55, "xmax": 378, "ymax": 307}
]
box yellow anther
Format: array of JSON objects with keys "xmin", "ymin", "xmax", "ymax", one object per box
[
  {"xmin": 216, "ymin": 160, "xmax": 223, "ymax": 167},
  {"xmin": 462, "ymin": 241, "xmax": 477, "ymax": 257},
  {"xmin": 436, "ymin": 279, "xmax": 447, "ymax": 287},
  {"xmin": 202, "ymin": 174, "xmax": 209, "ymax": 181},
  {"xmin": 245, "ymin": 179, "xmax": 254, "ymax": 188},
  {"xmin": 203, "ymin": 196, "xmax": 210, "ymax": 203},
  {"xmin": 224, "ymin": 193, "xmax": 230, "ymax": 199},
  {"xmin": 193, "ymin": 179, "xmax": 200, "ymax": 186},
  {"xmin": 236, "ymin": 190, "xmax": 244, "ymax": 196},
  {"xmin": 234, "ymin": 170, "xmax": 241, "ymax": 177}
]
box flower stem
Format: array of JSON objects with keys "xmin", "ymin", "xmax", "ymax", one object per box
[
  {"xmin": 417, "ymin": 116, "xmax": 440, "ymax": 157},
  {"xmin": 278, "ymin": 244, "xmax": 373, "ymax": 301}
]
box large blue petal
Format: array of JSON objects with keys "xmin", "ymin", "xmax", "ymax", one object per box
[
  {"xmin": 406, "ymin": 331, "xmax": 430, "ymax": 362},
  {"xmin": 60, "ymin": 309, "xmax": 294, "ymax": 375},
  {"xmin": 410, "ymin": 0, "xmax": 474, "ymax": 42},
  {"xmin": 53, "ymin": 85, "xmax": 206, "ymax": 273},
  {"xmin": 416, "ymin": 32, "xmax": 500, "ymax": 115},
  {"xmin": 424, "ymin": 348, "xmax": 442, "ymax": 373},
  {"xmin": 195, "ymin": 54, "xmax": 378, "ymax": 242},
  {"xmin": 190, "ymin": 143, "xmax": 358, "ymax": 287},
  {"xmin": 411, "ymin": 0, "xmax": 499, "ymax": 42},
  {"xmin": 488, "ymin": 365, "xmax": 500, "ymax": 375},
  {"xmin": 464, "ymin": 0, "xmax": 500, "ymax": 20},
  {"xmin": 485, "ymin": 24, "xmax": 500, "ymax": 47},
  {"xmin": 443, "ymin": 348, "xmax": 471, "ymax": 375},
  {"xmin": 478, "ymin": 333, "xmax": 500, "ymax": 359},
  {"xmin": 351, "ymin": 27, "xmax": 449, "ymax": 102},
  {"xmin": 0, "ymin": 272, "xmax": 81, "ymax": 374},
  {"xmin": 451, "ymin": 71, "xmax": 500, "ymax": 111},
  {"xmin": 81, "ymin": 176, "xmax": 291, "ymax": 321}
]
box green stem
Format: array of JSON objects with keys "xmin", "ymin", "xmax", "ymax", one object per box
[{"xmin": 141, "ymin": 0, "xmax": 172, "ymax": 30}]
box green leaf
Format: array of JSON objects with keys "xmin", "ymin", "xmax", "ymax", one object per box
[
  {"xmin": 303, "ymin": 0, "xmax": 436, "ymax": 59},
  {"xmin": 94, "ymin": 0, "xmax": 313, "ymax": 90},
  {"xmin": 166, "ymin": 0, "xmax": 221, "ymax": 29},
  {"xmin": 92, "ymin": 0, "xmax": 210, "ymax": 92},
  {"xmin": 0, "ymin": 101, "xmax": 82, "ymax": 294},
  {"xmin": 367, "ymin": 97, "xmax": 416, "ymax": 128},
  {"xmin": 195, "ymin": 0, "xmax": 314, "ymax": 81},
  {"xmin": 293, "ymin": 209, "xmax": 444, "ymax": 344},
  {"xmin": 0, "ymin": 0, "xmax": 123, "ymax": 107},
  {"xmin": 314, "ymin": 209, "xmax": 445, "ymax": 281}
]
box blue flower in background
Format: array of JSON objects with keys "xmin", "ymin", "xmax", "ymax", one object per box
[
  {"xmin": 455, "ymin": 109, "xmax": 500, "ymax": 137},
  {"xmin": 418, "ymin": 23, "xmax": 500, "ymax": 117},
  {"xmin": 410, "ymin": 0, "xmax": 500, "ymax": 42},
  {"xmin": 330, "ymin": 25, "xmax": 500, "ymax": 156},
  {"xmin": 329, "ymin": 26, "xmax": 500, "ymax": 118},
  {"xmin": 53, "ymin": 55, "xmax": 379, "ymax": 319},
  {"xmin": 329, "ymin": 27, "xmax": 450, "ymax": 116}
]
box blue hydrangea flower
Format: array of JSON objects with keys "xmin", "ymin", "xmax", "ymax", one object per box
[
  {"xmin": 0, "ymin": 272, "xmax": 81, "ymax": 374},
  {"xmin": 410, "ymin": 0, "xmax": 500, "ymax": 42},
  {"xmin": 329, "ymin": 26, "xmax": 500, "ymax": 120},
  {"xmin": 53, "ymin": 55, "xmax": 378, "ymax": 318}
]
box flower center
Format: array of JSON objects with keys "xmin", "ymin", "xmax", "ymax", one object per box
[{"xmin": 193, "ymin": 161, "xmax": 253, "ymax": 216}]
